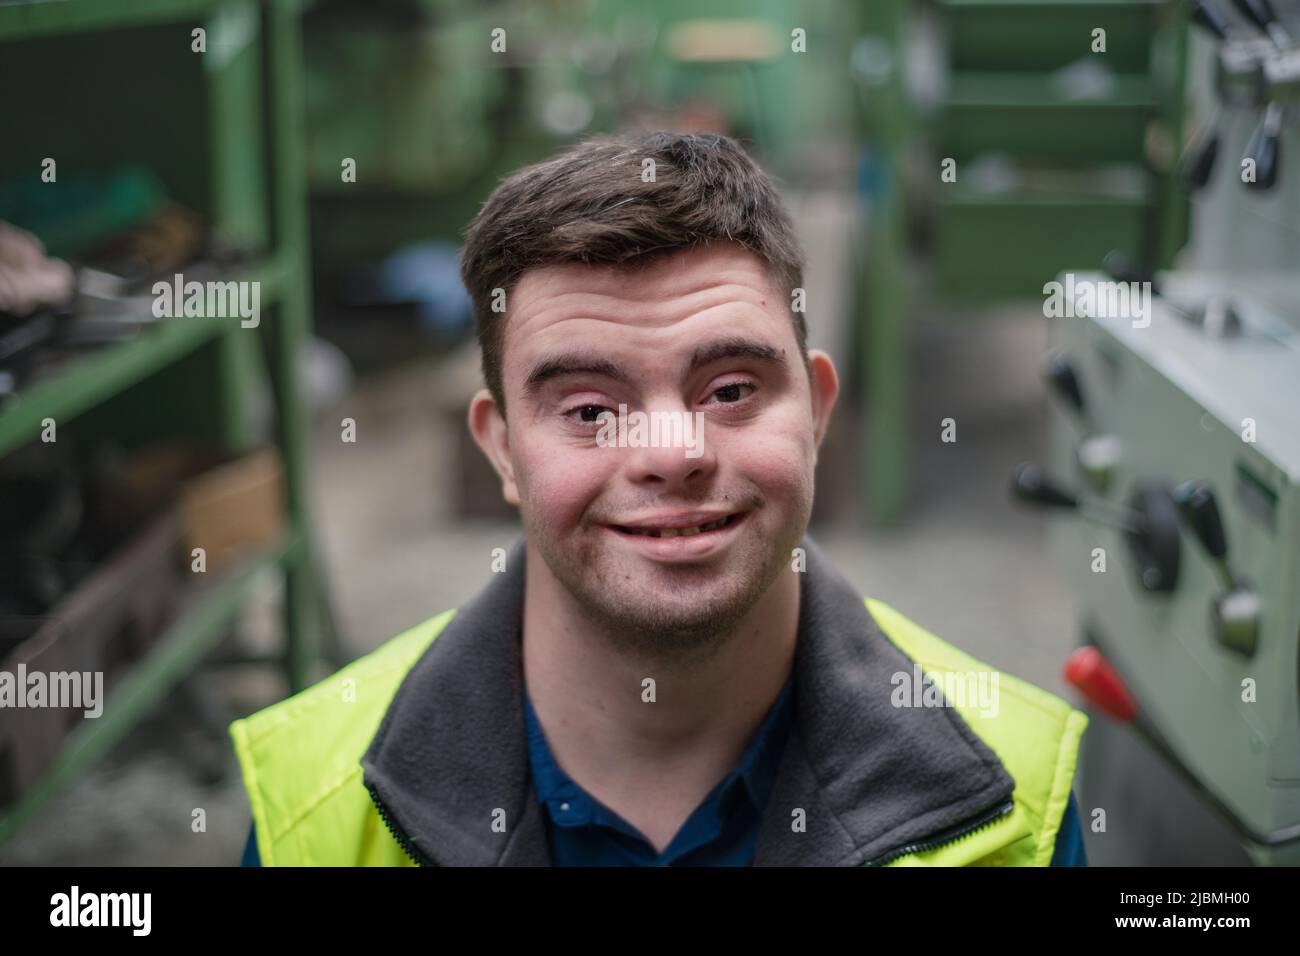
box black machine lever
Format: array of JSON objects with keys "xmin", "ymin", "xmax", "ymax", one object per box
[
  {"xmin": 1011, "ymin": 463, "xmax": 1140, "ymax": 533},
  {"xmin": 1102, "ymin": 249, "xmax": 1245, "ymax": 333},
  {"xmin": 1172, "ymin": 480, "xmax": 1228, "ymax": 562},
  {"xmin": 1012, "ymin": 465, "xmax": 1183, "ymax": 594},
  {"xmin": 1011, "ymin": 462, "xmax": 1078, "ymax": 510},
  {"xmin": 1191, "ymin": 0, "xmax": 1235, "ymax": 41},
  {"xmin": 1230, "ymin": 0, "xmax": 1292, "ymax": 46},
  {"xmin": 1243, "ymin": 102, "xmax": 1283, "ymax": 190},
  {"xmin": 1041, "ymin": 353, "xmax": 1123, "ymax": 491},
  {"xmin": 1186, "ymin": 0, "xmax": 1290, "ymax": 193},
  {"xmin": 1171, "ymin": 480, "xmax": 1261, "ymax": 655},
  {"xmin": 1044, "ymin": 352, "xmax": 1086, "ymax": 418},
  {"xmin": 1181, "ymin": 121, "xmax": 1221, "ymax": 190}
]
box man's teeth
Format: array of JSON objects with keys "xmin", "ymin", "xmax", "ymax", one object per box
[{"xmin": 630, "ymin": 516, "xmax": 730, "ymax": 537}]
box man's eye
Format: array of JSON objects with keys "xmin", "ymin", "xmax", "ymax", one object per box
[
  {"xmin": 710, "ymin": 382, "xmax": 754, "ymax": 404},
  {"xmin": 567, "ymin": 404, "xmax": 610, "ymax": 423}
]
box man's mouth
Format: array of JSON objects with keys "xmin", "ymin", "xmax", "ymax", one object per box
[{"xmin": 608, "ymin": 512, "xmax": 745, "ymax": 538}]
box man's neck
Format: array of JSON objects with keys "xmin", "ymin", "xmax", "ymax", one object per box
[{"xmin": 520, "ymin": 553, "xmax": 800, "ymax": 852}]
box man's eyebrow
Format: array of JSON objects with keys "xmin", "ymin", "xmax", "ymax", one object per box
[
  {"xmin": 688, "ymin": 338, "xmax": 786, "ymax": 373},
  {"xmin": 522, "ymin": 338, "xmax": 787, "ymax": 397},
  {"xmin": 523, "ymin": 354, "xmax": 630, "ymax": 397}
]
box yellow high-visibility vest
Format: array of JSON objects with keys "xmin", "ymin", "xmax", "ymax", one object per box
[{"xmin": 230, "ymin": 599, "xmax": 1086, "ymax": 866}]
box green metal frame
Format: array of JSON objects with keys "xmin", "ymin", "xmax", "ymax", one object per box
[
  {"xmin": 0, "ymin": 0, "xmax": 330, "ymax": 847},
  {"xmin": 853, "ymin": 0, "xmax": 912, "ymax": 525}
]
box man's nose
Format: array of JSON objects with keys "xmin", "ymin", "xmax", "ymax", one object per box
[{"xmin": 620, "ymin": 405, "xmax": 714, "ymax": 486}]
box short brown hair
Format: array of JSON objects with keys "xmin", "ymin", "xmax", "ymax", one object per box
[{"xmin": 460, "ymin": 131, "xmax": 806, "ymax": 414}]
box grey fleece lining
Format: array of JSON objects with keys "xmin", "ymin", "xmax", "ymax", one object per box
[{"xmin": 361, "ymin": 536, "xmax": 1015, "ymax": 866}]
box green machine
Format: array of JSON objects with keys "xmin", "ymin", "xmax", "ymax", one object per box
[{"xmin": 1014, "ymin": 0, "xmax": 1300, "ymax": 864}]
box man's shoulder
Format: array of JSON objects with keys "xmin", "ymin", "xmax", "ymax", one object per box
[
  {"xmin": 864, "ymin": 596, "xmax": 1089, "ymax": 864},
  {"xmin": 229, "ymin": 608, "xmax": 457, "ymax": 761},
  {"xmin": 864, "ymin": 597, "xmax": 1082, "ymax": 725},
  {"xmin": 229, "ymin": 610, "xmax": 457, "ymax": 866}
]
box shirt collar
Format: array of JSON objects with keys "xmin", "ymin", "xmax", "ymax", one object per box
[
  {"xmin": 523, "ymin": 666, "xmax": 796, "ymax": 829},
  {"xmin": 728, "ymin": 670, "xmax": 796, "ymax": 811}
]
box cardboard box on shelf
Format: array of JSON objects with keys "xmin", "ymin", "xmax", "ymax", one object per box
[{"xmin": 179, "ymin": 447, "xmax": 286, "ymax": 574}]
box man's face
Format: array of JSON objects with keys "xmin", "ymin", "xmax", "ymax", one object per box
[{"xmin": 470, "ymin": 242, "xmax": 838, "ymax": 650}]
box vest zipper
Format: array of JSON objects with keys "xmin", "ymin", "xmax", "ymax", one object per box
[
  {"xmin": 365, "ymin": 780, "xmax": 435, "ymax": 866},
  {"xmin": 863, "ymin": 798, "xmax": 1015, "ymax": 866}
]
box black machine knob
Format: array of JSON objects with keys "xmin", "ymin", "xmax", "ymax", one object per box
[
  {"xmin": 1124, "ymin": 483, "xmax": 1183, "ymax": 594},
  {"xmin": 1173, "ymin": 480, "xmax": 1228, "ymax": 558},
  {"xmin": 1011, "ymin": 465, "xmax": 1176, "ymax": 591},
  {"xmin": 1102, "ymin": 250, "xmax": 1161, "ymax": 295},
  {"xmin": 1044, "ymin": 352, "xmax": 1086, "ymax": 416},
  {"xmin": 1103, "ymin": 249, "xmax": 1225, "ymax": 326}
]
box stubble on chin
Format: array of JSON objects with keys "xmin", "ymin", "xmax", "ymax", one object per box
[{"xmin": 529, "ymin": 516, "xmax": 801, "ymax": 663}]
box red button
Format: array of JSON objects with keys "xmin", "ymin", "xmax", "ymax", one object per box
[{"xmin": 1063, "ymin": 646, "xmax": 1137, "ymax": 722}]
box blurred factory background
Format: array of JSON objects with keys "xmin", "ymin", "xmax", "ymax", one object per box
[{"xmin": 0, "ymin": 0, "xmax": 1297, "ymax": 866}]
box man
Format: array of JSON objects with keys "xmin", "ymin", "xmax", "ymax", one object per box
[{"xmin": 231, "ymin": 131, "xmax": 1088, "ymax": 866}]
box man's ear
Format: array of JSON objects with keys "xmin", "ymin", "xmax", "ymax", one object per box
[
  {"xmin": 807, "ymin": 350, "xmax": 840, "ymax": 451},
  {"xmin": 467, "ymin": 389, "xmax": 520, "ymax": 505}
]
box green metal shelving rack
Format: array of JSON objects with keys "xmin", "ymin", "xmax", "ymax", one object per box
[
  {"xmin": 853, "ymin": 0, "xmax": 1191, "ymax": 523},
  {"xmin": 0, "ymin": 0, "xmax": 333, "ymax": 846}
]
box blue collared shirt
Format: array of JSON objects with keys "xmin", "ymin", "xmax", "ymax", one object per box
[{"xmin": 523, "ymin": 672, "xmax": 797, "ymax": 866}]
